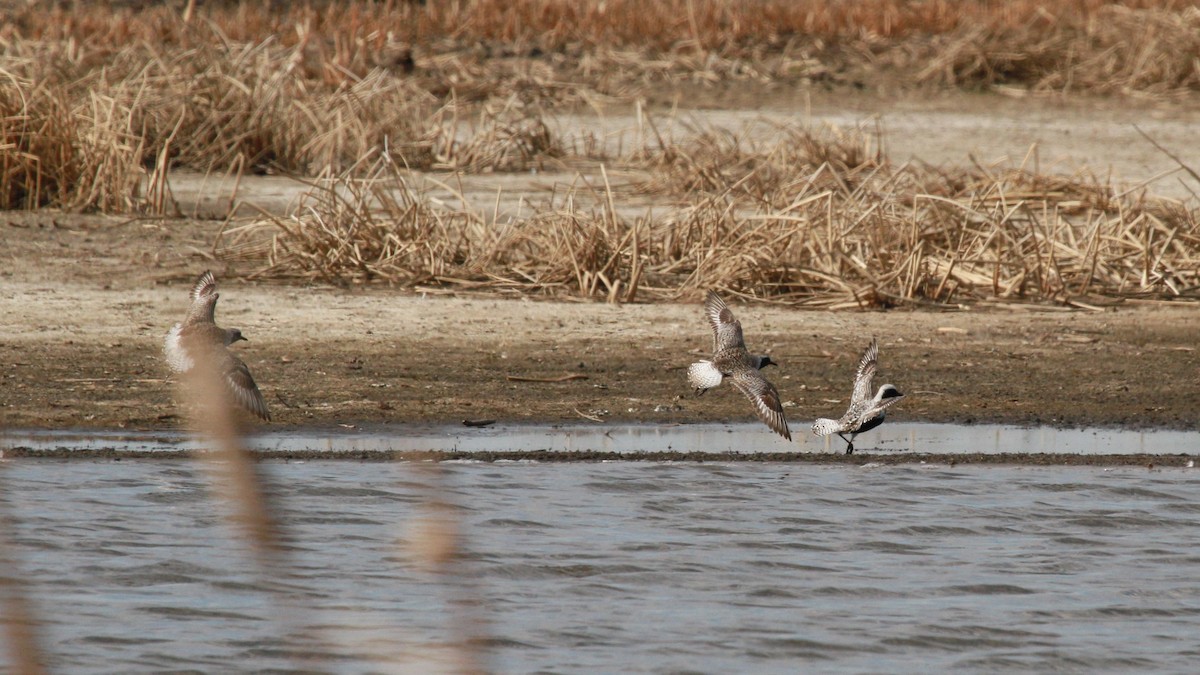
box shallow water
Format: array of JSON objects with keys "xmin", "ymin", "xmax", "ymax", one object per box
[
  {"xmin": 3, "ymin": 459, "xmax": 1200, "ymax": 672},
  {"xmin": 5, "ymin": 422, "xmax": 1200, "ymax": 457}
]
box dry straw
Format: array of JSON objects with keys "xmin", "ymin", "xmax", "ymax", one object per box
[
  {"xmin": 8, "ymin": 1, "xmax": 1200, "ymax": 212},
  {"xmin": 0, "ymin": 64, "xmax": 145, "ymax": 212},
  {"xmin": 222, "ymin": 119, "xmax": 1200, "ymax": 308}
]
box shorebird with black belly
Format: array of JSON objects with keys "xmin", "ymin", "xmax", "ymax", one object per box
[
  {"xmin": 812, "ymin": 337, "xmax": 903, "ymax": 454},
  {"xmin": 164, "ymin": 270, "xmax": 270, "ymax": 421},
  {"xmin": 688, "ymin": 290, "xmax": 791, "ymax": 440}
]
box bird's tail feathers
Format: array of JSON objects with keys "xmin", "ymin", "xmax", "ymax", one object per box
[
  {"xmin": 687, "ymin": 361, "xmax": 723, "ymax": 393},
  {"xmin": 811, "ymin": 418, "xmax": 841, "ymax": 436}
]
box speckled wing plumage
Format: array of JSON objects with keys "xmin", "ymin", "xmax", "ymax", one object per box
[
  {"xmin": 222, "ymin": 352, "xmax": 271, "ymax": 421},
  {"xmin": 186, "ymin": 270, "xmax": 219, "ymax": 324},
  {"xmin": 839, "ymin": 398, "xmax": 879, "ymax": 433},
  {"xmin": 729, "ymin": 367, "xmax": 791, "ymax": 441},
  {"xmin": 848, "ymin": 390, "xmax": 904, "ymax": 431},
  {"xmin": 850, "ymin": 338, "xmax": 878, "ymax": 406},
  {"xmin": 705, "ymin": 290, "xmax": 746, "ymax": 352}
]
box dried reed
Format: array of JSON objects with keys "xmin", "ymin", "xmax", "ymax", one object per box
[
  {"xmin": 907, "ymin": 5, "xmax": 1200, "ymax": 95},
  {"xmin": 171, "ymin": 322, "xmax": 358, "ymax": 669},
  {"xmin": 234, "ymin": 156, "xmax": 490, "ymax": 286},
  {"xmin": 7, "ymin": 1, "xmax": 1200, "ymax": 211},
  {"xmin": 10, "ymin": 0, "xmax": 1200, "ymax": 98},
  {"xmin": 223, "ymin": 120, "xmax": 1200, "ymax": 308},
  {"xmin": 0, "ymin": 66, "xmax": 145, "ymax": 211}
]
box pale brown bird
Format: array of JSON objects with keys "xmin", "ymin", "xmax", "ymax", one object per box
[{"xmin": 164, "ymin": 271, "xmax": 270, "ymax": 421}]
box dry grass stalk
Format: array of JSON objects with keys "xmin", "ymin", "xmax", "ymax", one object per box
[
  {"xmin": 222, "ymin": 120, "xmax": 1200, "ymax": 307},
  {"xmin": 401, "ymin": 468, "xmax": 492, "ymax": 674},
  {"xmin": 11, "ymin": 1, "xmax": 1200, "ymax": 99},
  {"xmin": 166, "ymin": 289, "xmax": 492, "ymax": 669},
  {"xmin": 173, "ymin": 342, "xmax": 359, "ymax": 668},
  {"xmin": 176, "ymin": 347, "xmax": 283, "ymax": 560},
  {"xmin": 0, "ymin": 68, "xmax": 145, "ymax": 211},
  {"xmin": 8, "ymin": 1, "xmax": 1200, "ymax": 211}
]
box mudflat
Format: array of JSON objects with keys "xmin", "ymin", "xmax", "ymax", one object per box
[
  {"xmin": 2, "ymin": 215, "xmax": 1197, "ymax": 432},
  {"xmin": 2, "ymin": 90, "xmax": 1198, "ymax": 433}
]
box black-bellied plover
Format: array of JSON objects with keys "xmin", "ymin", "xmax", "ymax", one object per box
[
  {"xmin": 164, "ymin": 270, "xmax": 270, "ymax": 421},
  {"xmin": 811, "ymin": 337, "xmax": 903, "ymax": 454},
  {"xmin": 688, "ymin": 290, "xmax": 791, "ymax": 440}
]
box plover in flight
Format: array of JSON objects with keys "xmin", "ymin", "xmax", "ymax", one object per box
[
  {"xmin": 812, "ymin": 338, "xmax": 903, "ymax": 454},
  {"xmin": 164, "ymin": 270, "xmax": 270, "ymax": 421},
  {"xmin": 688, "ymin": 290, "xmax": 791, "ymax": 440}
]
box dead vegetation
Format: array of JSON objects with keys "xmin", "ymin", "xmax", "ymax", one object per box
[
  {"xmin": 3, "ymin": 1, "xmax": 1200, "ymax": 307},
  {"xmin": 5, "ymin": 1, "xmax": 1200, "ymax": 211},
  {"xmin": 907, "ymin": 5, "xmax": 1200, "ymax": 95},
  {"xmin": 216, "ymin": 119, "xmax": 1200, "ymax": 308}
]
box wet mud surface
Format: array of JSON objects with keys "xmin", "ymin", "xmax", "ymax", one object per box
[
  {"xmin": 0, "ymin": 447, "xmax": 1194, "ymax": 467},
  {"xmin": 1, "ymin": 210, "xmax": 1199, "ymax": 434}
]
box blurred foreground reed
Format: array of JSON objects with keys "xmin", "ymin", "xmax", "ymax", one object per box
[{"xmin": 172, "ymin": 343, "xmax": 490, "ymax": 670}]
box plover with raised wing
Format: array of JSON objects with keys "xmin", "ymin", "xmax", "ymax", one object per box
[
  {"xmin": 812, "ymin": 338, "xmax": 903, "ymax": 454},
  {"xmin": 164, "ymin": 270, "xmax": 270, "ymax": 421},
  {"xmin": 688, "ymin": 290, "xmax": 791, "ymax": 440}
]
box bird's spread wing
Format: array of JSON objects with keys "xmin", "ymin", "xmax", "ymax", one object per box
[
  {"xmin": 190, "ymin": 270, "xmax": 217, "ymax": 301},
  {"xmin": 850, "ymin": 338, "xmax": 879, "ymax": 405},
  {"xmin": 730, "ymin": 368, "xmax": 791, "ymax": 441},
  {"xmin": 222, "ymin": 353, "xmax": 271, "ymax": 421},
  {"xmin": 705, "ymin": 291, "xmax": 745, "ymax": 352},
  {"xmin": 872, "ymin": 391, "xmax": 905, "ymax": 414},
  {"xmin": 846, "ymin": 390, "xmax": 905, "ymax": 431},
  {"xmin": 186, "ymin": 270, "xmax": 220, "ymax": 323}
]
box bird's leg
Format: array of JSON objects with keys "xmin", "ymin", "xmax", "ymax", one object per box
[
  {"xmin": 837, "ymin": 432, "xmax": 853, "ymax": 455},
  {"xmin": 695, "ymin": 387, "xmax": 708, "ymax": 397}
]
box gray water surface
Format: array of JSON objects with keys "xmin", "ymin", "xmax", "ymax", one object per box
[
  {"xmin": 5, "ymin": 422, "xmax": 1200, "ymax": 456},
  {"xmin": 3, "ymin": 460, "xmax": 1200, "ymax": 672}
]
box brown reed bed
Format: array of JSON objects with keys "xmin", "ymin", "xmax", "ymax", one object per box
[
  {"xmin": 0, "ymin": 63, "xmax": 146, "ymax": 211},
  {"xmin": 0, "ymin": 34, "xmax": 583, "ymax": 210},
  {"xmin": 8, "ymin": 1, "xmax": 1200, "ymax": 94},
  {"xmin": 905, "ymin": 5, "xmax": 1200, "ymax": 94},
  {"xmin": 5, "ymin": 1, "xmax": 1200, "ymax": 211},
  {"xmin": 218, "ymin": 119, "xmax": 1200, "ymax": 308}
]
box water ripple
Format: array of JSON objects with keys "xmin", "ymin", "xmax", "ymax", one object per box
[{"xmin": 3, "ymin": 462, "xmax": 1200, "ymax": 672}]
